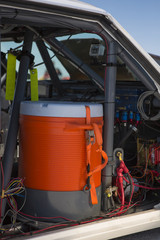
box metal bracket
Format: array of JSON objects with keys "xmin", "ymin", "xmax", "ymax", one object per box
[
  {"xmin": 112, "ymin": 148, "xmax": 124, "ymax": 175},
  {"xmin": 105, "ymin": 186, "xmax": 118, "ymax": 198},
  {"xmin": 102, "ymin": 62, "xmax": 125, "ymax": 67},
  {"xmin": 107, "ymin": 160, "xmax": 116, "ymax": 166},
  {"xmin": 85, "ymin": 130, "xmax": 95, "ymax": 145},
  {"xmin": 113, "ymin": 148, "xmax": 124, "ymax": 163}
]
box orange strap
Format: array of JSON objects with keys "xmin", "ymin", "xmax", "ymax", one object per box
[
  {"xmin": 64, "ymin": 106, "xmax": 108, "ymax": 205},
  {"xmin": 88, "ymin": 124, "xmax": 108, "ymax": 177},
  {"xmin": 85, "ymin": 106, "xmax": 98, "ymax": 204},
  {"xmin": 85, "ymin": 106, "xmax": 108, "ymax": 205},
  {"xmin": 86, "ymin": 106, "xmax": 91, "ymax": 125}
]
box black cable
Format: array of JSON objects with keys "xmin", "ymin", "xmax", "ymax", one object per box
[
  {"xmin": 143, "ymin": 120, "xmax": 160, "ymax": 134},
  {"xmin": 137, "ymin": 90, "xmax": 160, "ymax": 121},
  {"xmin": 127, "ymin": 173, "xmax": 133, "ymax": 205},
  {"xmin": 33, "ymin": 54, "xmax": 55, "ymax": 68},
  {"xmin": 124, "ymin": 152, "xmax": 137, "ymax": 162},
  {"xmin": 117, "ymin": 126, "xmax": 138, "ymax": 148},
  {"xmin": 33, "ymin": 34, "xmax": 72, "ymax": 68}
]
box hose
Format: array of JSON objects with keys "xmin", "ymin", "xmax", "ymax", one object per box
[
  {"xmin": 117, "ymin": 126, "xmax": 138, "ymax": 148},
  {"xmin": 137, "ymin": 91, "xmax": 160, "ymax": 121},
  {"xmin": 127, "ymin": 173, "xmax": 134, "ymax": 205}
]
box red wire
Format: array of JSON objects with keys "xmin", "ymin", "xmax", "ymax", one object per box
[
  {"xmin": 18, "ymin": 211, "xmax": 103, "ymax": 224},
  {"xmin": 21, "ymin": 223, "xmax": 70, "ymax": 236},
  {"xmin": 128, "ymin": 172, "xmax": 134, "ymax": 205},
  {"xmin": 123, "ymin": 176, "xmax": 160, "ymax": 190},
  {"xmin": 18, "ymin": 218, "xmax": 104, "ymax": 237},
  {"xmin": 108, "ymin": 201, "xmax": 139, "ymax": 218},
  {"xmin": 7, "ymin": 192, "xmax": 77, "ymax": 224},
  {"xmin": 18, "ymin": 211, "xmax": 76, "ymax": 222},
  {"xmin": 108, "ymin": 207, "xmax": 128, "ymax": 218},
  {"xmin": 81, "ymin": 217, "xmax": 103, "ymax": 224},
  {"xmin": 23, "ymin": 217, "xmax": 107, "ymax": 236},
  {"xmin": 119, "ymin": 182, "xmax": 125, "ymax": 212},
  {"xmin": 0, "ymin": 160, "xmax": 4, "ymax": 224},
  {"xmin": 116, "ymin": 164, "xmax": 126, "ymax": 214},
  {"xmin": 116, "ymin": 160, "xmax": 135, "ymax": 216},
  {"xmin": 122, "ymin": 173, "xmax": 134, "ymax": 214},
  {"xmin": 7, "ymin": 198, "xmax": 106, "ymax": 237}
]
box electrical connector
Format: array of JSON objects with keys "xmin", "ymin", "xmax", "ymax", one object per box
[{"xmin": 105, "ymin": 186, "xmax": 118, "ymax": 198}]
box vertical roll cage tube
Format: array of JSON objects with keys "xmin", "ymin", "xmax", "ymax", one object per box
[
  {"xmin": 36, "ymin": 39, "xmax": 63, "ymax": 95},
  {"xmin": 1, "ymin": 30, "xmax": 34, "ymax": 217}
]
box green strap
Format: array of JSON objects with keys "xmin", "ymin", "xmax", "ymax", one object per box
[
  {"xmin": 30, "ymin": 68, "xmax": 39, "ymax": 101},
  {"xmin": 6, "ymin": 53, "xmax": 16, "ymax": 101}
]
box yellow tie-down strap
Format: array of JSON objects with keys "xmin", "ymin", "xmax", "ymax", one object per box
[
  {"xmin": 6, "ymin": 52, "xmax": 16, "ymax": 101},
  {"xmin": 30, "ymin": 68, "xmax": 39, "ymax": 101}
]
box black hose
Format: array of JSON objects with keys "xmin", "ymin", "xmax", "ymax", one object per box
[
  {"xmin": 117, "ymin": 126, "xmax": 138, "ymax": 148},
  {"xmin": 127, "ymin": 173, "xmax": 134, "ymax": 204}
]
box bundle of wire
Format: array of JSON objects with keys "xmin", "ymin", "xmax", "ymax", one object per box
[
  {"xmin": 0, "ymin": 176, "xmax": 25, "ymax": 230},
  {"xmin": 109, "ymin": 157, "xmax": 135, "ymax": 217},
  {"xmin": 1, "ymin": 148, "xmax": 160, "ymax": 237},
  {"xmin": 3, "ymin": 178, "xmax": 25, "ymax": 199},
  {"xmin": 137, "ymin": 90, "xmax": 160, "ymax": 121},
  {"xmin": 106, "ymin": 150, "xmax": 160, "ymax": 218}
]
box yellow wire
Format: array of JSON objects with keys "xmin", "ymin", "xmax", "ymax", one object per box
[
  {"xmin": 6, "ymin": 179, "xmax": 22, "ymax": 191},
  {"xmin": 1, "ymin": 179, "xmax": 24, "ymax": 199},
  {"xmin": 117, "ymin": 152, "xmax": 123, "ymax": 161}
]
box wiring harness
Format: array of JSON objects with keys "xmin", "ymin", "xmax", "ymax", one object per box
[
  {"xmin": 137, "ymin": 90, "xmax": 160, "ymax": 121},
  {"xmin": 0, "ymin": 160, "xmax": 25, "ymax": 233}
]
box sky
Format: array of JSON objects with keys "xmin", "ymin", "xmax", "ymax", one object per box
[
  {"xmin": 81, "ymin": 0, "xmax": 160, "ymax": 55},
  {"xmin": 2, "ymin": 0, "xmax": 160, "ymax": 78}
]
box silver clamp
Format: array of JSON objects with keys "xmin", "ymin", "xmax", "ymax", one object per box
[{"xmin": 85, "ymin": 130, "xmax": 95, "ymax": 145}]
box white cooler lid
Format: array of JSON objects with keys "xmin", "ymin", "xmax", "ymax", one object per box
[{"xmin": 20, "ymin": 101, "xmax": 103, "ymax": 118}]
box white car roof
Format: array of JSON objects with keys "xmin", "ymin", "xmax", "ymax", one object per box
[
  {"xmin": 16, "ymin": 0, "xmax": 160, "ymax": 80},
  {"xmin": 1, "ymin": 0, "xmax": 160, "ymax": 91},
  {"xmin": 24, "ymin": 0, "xmax": 107, "ymax": 14}
]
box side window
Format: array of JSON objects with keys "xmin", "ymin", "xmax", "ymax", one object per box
[
  {"xmin": 56, "ymin": 33, "xmax": 105, "ymax": 81},
  {"xmin": 31, "ymin": 42, "xmax": 70, "ymax": 81}
]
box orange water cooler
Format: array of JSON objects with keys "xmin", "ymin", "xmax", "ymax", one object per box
[{"xmin": 19, "ymin": 101, "xmax": 104, "ymax": 220}]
